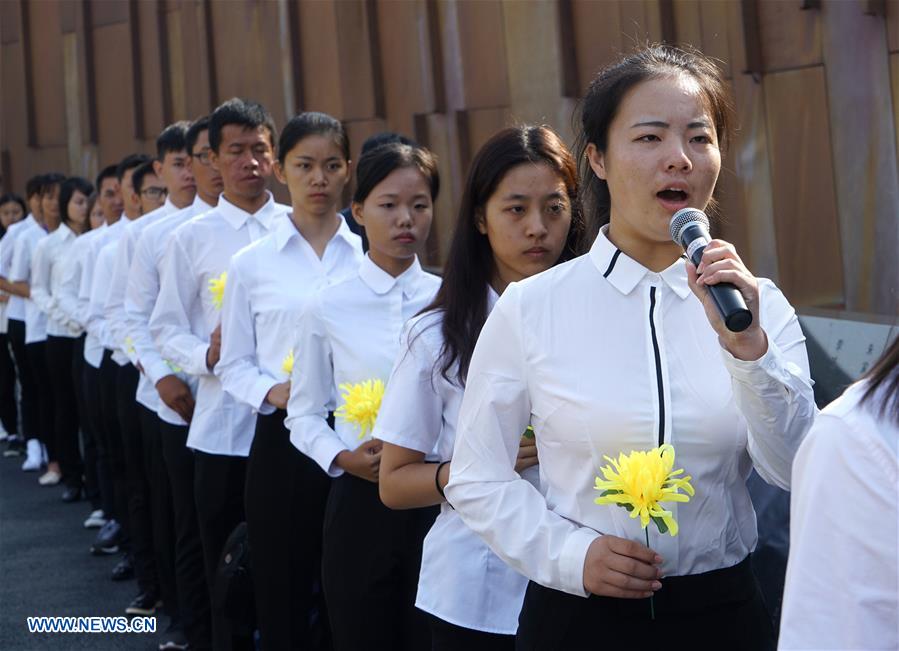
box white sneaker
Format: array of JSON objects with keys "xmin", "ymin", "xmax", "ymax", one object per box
[
  {"xmin": 21, "ymin": 439, "xmax": 42, "ymax": 472},
  {"xmin": 38, "ymin": 470, "xmax": 62, "ymax": 486},
  {"xmin": 83, "ymin": 509, "xmax": 107, "ymax": 529}
]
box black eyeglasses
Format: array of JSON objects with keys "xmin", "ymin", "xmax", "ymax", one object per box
[{"xmin": 191, "ymin": 149, "xmax": 212, "ymax": 166}]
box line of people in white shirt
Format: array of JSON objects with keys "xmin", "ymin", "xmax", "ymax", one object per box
[{"xmin": 0, "ymin": 42, "xmax": 896, "ymax": 651}]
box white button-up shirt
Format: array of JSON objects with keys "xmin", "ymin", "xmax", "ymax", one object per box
[
  {"xmin": 0, "ymin": 214, "xmax": 37, "ymax": 329},
  {"xmin": 30, "ymin": 223, "xmax": 81, "ymax": 338},
  {"xmin": 218, "ymin": 214, "xmax": 363, "ymax": 415},
  {"xmin": 126, "ymin": 196, "xmax": 215, "ymax": 419},
  {"xmin": 445, "ymin": 226, "xmax": 817, "ymax": 598},
  {"xmin": 286, "ymin": 255, "xmax": 441, "ymax": 476},
  {"xmin": 150, "ymin": 193, "xmax": 289, "ymax": 455},
  {"xmin": 10, "ymin": 220, "xmax": 49, "ymax": 343},
  {"xmin": 779, "ymin": 379, "xmax": 898, "ymax": 651},
  {"xmin": 373, "ymin": 286, "xmax": 532, "ymax": 634},
  {"xmin": 79, "ymin": 219, "xmax": 124, "ymax": 367},
  {"xmin": 88, "ymin": 222, "xmax": 134, "ymax": 365}
]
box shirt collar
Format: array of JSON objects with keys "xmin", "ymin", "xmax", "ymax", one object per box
[
  {"xmin": 589, "ymin": 226, "xmax": 691, "ymax": 299},
  {"xmin": 273, "ymin": 212, "xmax": 358, "ymax": 253},
  {"xmin": 192, "ymin": 194, "xmax": 215, "ymax": 215},
  {"xmin": 217, "ymin": 191, "xmax": 278, "ymax": 231},
  {"xmin": 358, "ymin": 254, "xmax": 424, "ymax": 298},
  {"xmin": 487, "ymin": 284, "xmax": 500, "ymax": 312},
  {"xmin": 57, "ymin": 222, "xmax": 75, "ymax": 239}
]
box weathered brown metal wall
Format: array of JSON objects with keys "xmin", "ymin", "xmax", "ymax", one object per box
[{"xmin": 1, "ymin": 0, "xmax": 897, "ymax": 316}]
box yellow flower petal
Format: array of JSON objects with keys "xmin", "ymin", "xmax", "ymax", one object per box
[
  {"xmin": 335, "ymin": 378, "xmax": 386, "ymax": 440},
  {"xmin": 593, "ymin": 443, "xmax": 694, "ymax": 537},
  {"xmin": 208, "ymin": 272, "xmax": 227, "ymax": 310},
  {"xmin": 281, "ymin": 350, "xmax": 295, "ymax": 375}
]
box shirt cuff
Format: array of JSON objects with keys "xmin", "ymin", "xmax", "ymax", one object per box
[
  {"xmin": 190, "ymin": 342, "xmax": 212, "ymax": 377},
  {"xmin": 146, "ymin": 359, "xmax": 174, "ymax": 386},
  {"xmin": 720, "ymin": 336, "xmax": 795, "ymax": 388},
  {"xmin": 559, "ymin": 528, "xmax": 602, "ymax": 598},
  {"xmin": 247, "ymin": 375, "xmax": 280, "ymax": 413},
  {"xmin": 291, "ymin": 431, "xmax": 347, "ymax": 479}
]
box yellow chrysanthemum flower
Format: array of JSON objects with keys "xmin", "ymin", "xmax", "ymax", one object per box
[
  {"xmin": 208, "ymin": 272, "xmax": 227, "ymax": 310},
  {"xmin": 124, "ymin": 336, "xmax": 136, "ymax": 355},
  {"xmin": 594, "ymin": 444, "xmax": 694, "ymax": 536},
  {"xmin": 335, "ymin": 379, "xmax": 385, "ymax": 440},
  {"xmin": 282, "ymin": 350, "xmax": 295, "ymax": 375},
  {"xmin": 166, "ymin": 360, "xmax": 183, "ymax": 373}
]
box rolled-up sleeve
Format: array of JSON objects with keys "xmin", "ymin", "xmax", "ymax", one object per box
[
  {"xmin": 721, "ymin": 280, "xmax": 817, "ymax": 490},
  {"xmin": 446, "ymin": 284, "xmax": 599, "ymax": 597},
  {"xmin": 286, "ymin": 297, "xmax": 344, "ymax": 476}
]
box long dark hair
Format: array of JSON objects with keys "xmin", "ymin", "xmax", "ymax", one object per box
[
  {"xmin": 425, "ymin": 125, "xmax": 588, "ymax": 385},
  {"xmin": 575, "ymin": 44, "xmax": 735, "ymax": 228},
  {"xmin": 860, "ymin": 336, "xmax": 899, "ymax": 425}
]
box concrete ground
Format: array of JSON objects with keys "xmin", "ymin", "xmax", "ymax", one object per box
[{"xmin": 0, "ymin": 450, "xmax": 168, "ymax": 650}]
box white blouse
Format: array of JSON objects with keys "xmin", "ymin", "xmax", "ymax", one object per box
[
  {"xmin": 0, "ymin": 215, "xmax": 37, "ymax": 327},
  {"xmin": 286, "ymin": 255, "xmax": 441, "ymax": 475},
  {"xmin": 779, "ymin": 379, "xmax": 898, "ymax": 651},
  {"xmin": 218, "ymin": 215, "xmax": 363, "ymax": 414},
  {"xmin": 31, "ymin": 223, "xmax": 81, "ymax": 338},
  {"xmin": 373, "ymin": 286, "xmax": 532, "ymax": 635},
  {"xmin": 79, "ymin": 219, "xmax": 125, "ymax": 367},
  {"xmin": 150, "ymin": 193, "xmax": 289, "ymax": 455},
  {"xmin": 10, "ymin": 221, "xmax": 48, "ymax": 344},
  {"xmin": 445, "ymin": 227, "xmax": 817, "ymax": 598}
]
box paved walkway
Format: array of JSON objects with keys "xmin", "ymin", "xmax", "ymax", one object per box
[{"xmin": 0, "ymin": 450, "xmax": 165, "ymax": 650}]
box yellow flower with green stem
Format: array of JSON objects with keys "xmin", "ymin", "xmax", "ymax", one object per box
[
  {"xmin": 335, "ymin": 379, "xmax": 385, "ymax": 440},
  {"xmin": 208, "ymin": 272, "xmax": 227, "ymax": 310},
  {"xmin": 594, "ymin": 443, "xmax": 694, "ymax": 618}
]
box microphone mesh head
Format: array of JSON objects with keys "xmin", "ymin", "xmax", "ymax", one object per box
[{"xmin": 669, "ymin": 208, "xmax": 709, "ymax": 245}]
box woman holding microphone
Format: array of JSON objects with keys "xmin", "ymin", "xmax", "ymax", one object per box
[{"xmin": 445, "ymin": 45, "xmax": 817, "ymax": 649}]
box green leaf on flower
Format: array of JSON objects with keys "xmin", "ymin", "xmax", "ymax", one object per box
[{"xmin": 651, "ymin": 516, "xmax": 668, "ymax": 534}]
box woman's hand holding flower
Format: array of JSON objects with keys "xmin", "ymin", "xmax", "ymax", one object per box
[{"xmin": 582, "ymin": 535, "xmax": 663, "ymax": 598}]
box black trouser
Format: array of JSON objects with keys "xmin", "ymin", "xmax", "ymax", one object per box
[
  {"xmin": 159, "ymin": 420, "xmax": 210, "ymax": 650},
  {"xmin": 246, "ymin": 410, "xmax": 331, "ymax": 651},
  {"xmin": 137, "ymin": 405, "xmax": 178, "ymax": 622},
  {"xmin": 193, "ymin": 450, "xmax": 252, "ymax": 651},
  {"xmin": 515, "ymin": 556, "xmax": 775, "ymax": 651},
  {"xmin": 74, "ymin": 337, "xmax": 101, "ymax": 507},
  {"xmin": 26, "ymin": 339, "xmax": 55, "ymax": 460},
  {"xmin": 0, "ymin": 332, "xmax": 18, "ymax": 436},
  {"xmin": 45, "ymin": 335, "xmax": 82, "ymax": 488},
  {"xmin": 430, "ymin": 614, "xmax": 516, "ymax": 651},
  {"xmin": 115, "ymin": 362, "xmax": 158, "ymax": 596},
  {"xmin": 98, "ymin": 351, "xmax": 129, "ymax": 528},
  {"xmin": 322, "ymin": 473, "xmax": 438, "ymax": 651},
  {"xmin": 81, "ymin": 356, "xmax": 107, "ymax": 512},
  {"xmin": 6, "ymin": 319, "xmax": 36, "ymax": 440}
]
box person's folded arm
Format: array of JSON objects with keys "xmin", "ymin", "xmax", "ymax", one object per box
[{"xmin": 446, "ymin": 284, "xmax": 599, "ymax": 597}]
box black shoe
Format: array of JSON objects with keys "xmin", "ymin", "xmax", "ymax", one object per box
[
  {"xmin": 125, "ymin": 592, "xmax": 161, "ymax": 616},
  {"xmin": 158, "ymin": 627, "xmax": 189, "ymax": 650},
  {"xmin": 111, "ymin": 554, "xmax": 134, "ymax": 581},
  {"xmin": 61, "ymin": 486, "xmax": 82, "ymax": 503},
  {"xmin": 3, "ymin": 436, "xmax": 24, "ymax": 457},
  {"xmin": 90, "ymin": 519, "xmax": 123, "ymax": 555}
]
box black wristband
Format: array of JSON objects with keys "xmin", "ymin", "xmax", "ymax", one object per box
[{"xmin": 435, "ymin": 460, "xmax": 450, "ymax": 500}]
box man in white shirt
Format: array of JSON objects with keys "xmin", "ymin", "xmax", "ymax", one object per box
[
  {"xmin": 105, "ymin": 123, "xmax": 196, "ymax": 637},
  {"xmin": 150, "ymin": 98, "xmax": 288, "ymax": 651},
  {"xmin": 86, "ymin": 154, "xmax": 150, "ymax": 562},
  {"xmin": 61, "ymin": 165, "xmax": 122, "ymax": 528},
  {"xmin": 127, "ymin": 115, "xmax": 220, "ymax": 651},
  {"xmin": 0, "ymin": 175, "xmax": 45, "ymax": 458},
  {"xmin": 6, "ymin": 174, "xmax": 65, "ymax": 473}
]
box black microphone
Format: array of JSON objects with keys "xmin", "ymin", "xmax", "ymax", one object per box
[{"xmin": 669, "ymin": 208, "xmax": 753, "ymax": 333}]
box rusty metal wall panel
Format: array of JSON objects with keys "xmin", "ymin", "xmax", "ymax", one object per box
[
  {"xmin": 92, "ymin": 22, "xmax": 144, "ymax": 165},
  {"xmin": 296, "ymin": 0, "xmax": 343, "ymax": 116},
  {"xmin": 452, "ymin": 0, "xmax": 509, "ymax": 109},
  {"xmin": 28, "ymin": 1, "xmax": 66, "ymax": 148},
  {"xmin": 764, "ymin": 66, "xmax": 844, "ymax": 309},
  {"xmin": 821, "ymin": 0, "xmax": 899, "ymax": 316},
  {"xmin": 888, "ymin": 0, "xmax": 899, "ymax": 51},
  {"xmin": 757, "ymin": 0, "xmax": 822, "ymax": 72}
]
